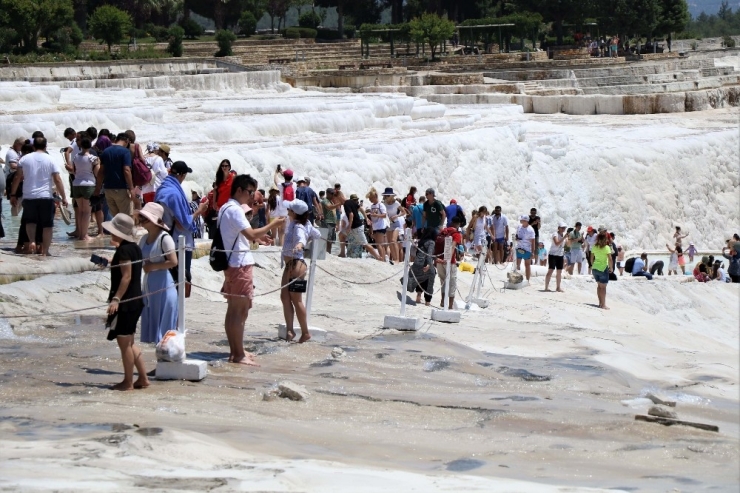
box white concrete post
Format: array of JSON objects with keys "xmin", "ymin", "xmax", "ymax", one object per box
[
  {"xmin": 443, "ymin": 236, "xmax": 452, "ymax": 311},
  {"xmin": 304, "ymin": 237, "xmax": 320, "ymax": 328},
  {"xmin": 399, "ymin": 228, "xmax": 412, "ymax": 317},
  {"xmin": 177, "ymin": 235, "xmax": 185, "ymax": 333}
]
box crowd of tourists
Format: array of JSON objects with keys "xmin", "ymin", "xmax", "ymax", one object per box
[{"xmin": 1, "ymin": 133, "xmax": 738, "ymax": 389}]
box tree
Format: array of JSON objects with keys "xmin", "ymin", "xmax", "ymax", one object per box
[
  {"xmin": 215, "ymin": 28, "xmax": 236, "ymax": 56},
  {"xmin": 0, "ymin": 0, "xmax": 75, "ymax": 52},
  {"xmin": 409, "ymin": 12, "xmax": 455, "ymax": 59},
  {"xmin": 266, "ymin": 0, "xmax": 290, "ymax": 32},
  {"xmin": 167, "ymin": 25, "xmax": 184, "ymax": 56},
  {"xmin": 718, "ymin": 0, "xmax": 731, "ymax": 20},
  {"xmin": 88, "ymin": 5, "xmax": 133, "ymax": 52},
  {"xmin": 299, "ymin": 10, "xmax": 322, "ymax": 28},
  {"xmin": 179, "ymin": 17, "xmax": 204, "ymax": 38},
  {"xmin": 658, "ymin": 0, "xmax": 689, "ymax": 35},
  {"xmin": 239, "ymin": 10, "xmax": 257, "ymax": 35}
]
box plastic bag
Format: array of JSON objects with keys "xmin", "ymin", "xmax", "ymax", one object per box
[{"xmin": 155, "ymin": 330, "xmax": 186, "ymax": 362}]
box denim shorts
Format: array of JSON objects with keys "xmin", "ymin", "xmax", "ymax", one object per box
[
  {"xmin": 516, "ymin": 248, "xmax": 532, "ymax": 260},
  {"xmin": 592, "ymin": 268, "xmax": 609, "ymax": 284}
]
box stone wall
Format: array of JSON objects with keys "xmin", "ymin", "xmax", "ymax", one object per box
[{"xmin": 428, "ymin": 73, "xmax": 484, "ymax": 85}]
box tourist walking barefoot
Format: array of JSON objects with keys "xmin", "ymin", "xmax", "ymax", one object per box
[
  {"xmin": 137, "ymin": 203, "xmax": 178, "ymax": 344},
  {"xmin": 280, "ymin": 200, "xmax": 321, "ymax": 343},
  {"xmin": 666, "ymin": 243, "xmax": 679, "ymax": 275},
  {"xmin": 544, "ymin": 222, "xmax": 567, "ymax": 292},
  {"xmin": 383, "ymin": 188, "xmax": 405, "ymax": 263},
  {"xmin": 468, "ymin": 206, "xmax": 488, "ymax": 255},
  {"xmin": 590, "ymin": 230, "xmax": 614, "ymax": 310},
  {"xmin": 103, "ymin": 213, "xmax": 148, "ymax": 391},
  {"xmin": 616, "ymin": 245, "xmax": 625, "ymax": 275},
  {"xmin": 71, "ymin": 137, "xmax": 98, "ymax": 241},
  {"xmin": 515, "ymin": 215, "xmax": 536, "ymax": 281},
  {"xmin": 489, "ymin": 205, "xmax": 508, "ymax": 264},
  {"xmin": 686, "ymin": 242, "xmax": 697, "ymax": 262},
  {"xmin": 220, "ymin": 175, "xmax": 284, "ymax": 364},
  {"xmin": 366, "ymin": 188, "xmax": 389, "ymax": 262},
  {"xmin": 344, "ymin": 193, "xmax": 381, "ymax": 261},
  {"xmin": 408, "ymin": 228, "xmax": 437, "ymax": 305}
]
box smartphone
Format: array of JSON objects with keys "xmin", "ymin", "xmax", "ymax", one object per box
[{"xmin": 90, "ymin": 254, "xmax": 108, "ymax": 267}]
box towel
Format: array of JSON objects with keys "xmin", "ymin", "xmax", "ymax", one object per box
[{"xmin": 155, "ymin": 175, "xmax": 196, "ymax": 234}]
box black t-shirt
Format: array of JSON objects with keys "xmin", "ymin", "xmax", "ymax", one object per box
[
  {"xmin": 423, "ymin": 200, "xmax": 445, "ymax": 229},
  {"xmin": 109, "ymin": 240, "xmax": 143, "ymax": 312},
  {"xmin": 343, "ymin": 199, "xmax": 363, "ymax": 229},
  {"xmin": 529, "ymin": 215, "xmax": 540, "ymax": 235}
]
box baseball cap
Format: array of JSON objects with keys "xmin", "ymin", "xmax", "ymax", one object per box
[
  {"xmin": 285, "ymin": 199, "xmax": 308, "ymax": 215},
  {"xmin": 283, "ymin": 168, "xmax": 293, "ymax": 178},
  {"xmin": 519, "ymin": 214, "xmax": 529, "ymax": 221},
  {"xmin": 450, "ymin": 199, "xmax": 457, "ymax": 204},
  {"xmin": 587, "ymin": 226, "xmax": 594, "ymax": 232},
  {"xmin": 558, "ymin": 221, "xmax": 567, "ymax": 228},
  {"xmin": 349, "ymin": 193, "xmax": 359, "ymax": 200},
  {"xmin": 171, "ymin": 161, "xmax": 192, "ymax": 175},
  {"xmin": 425, "ymin": 188, "xmax": 435, "ymax": 195}
]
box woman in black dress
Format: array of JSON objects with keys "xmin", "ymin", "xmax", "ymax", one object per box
[{"xmin": 103, "ymin": 213, "xmax": 148, "ymax": 391}]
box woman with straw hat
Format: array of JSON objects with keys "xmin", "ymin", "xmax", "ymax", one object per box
[
  {"xmin": 137, "ymin": 202, "xmax": 178, "ymax": 344},
  {"xmin": 103, "ymin": 213, "xmax": 148, "ymax": 391}
]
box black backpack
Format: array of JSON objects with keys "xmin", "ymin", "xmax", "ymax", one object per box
[
  {"xmin": 624, "ymin": 257, "xmax": 636, "ymax": 275},
  {"xmin": 455, "ymin": 206, "xmax": 467, "ymax": 228},
  {"xmin": 209, "ymin": 205, "xmax": 238, "ymax": 272}
]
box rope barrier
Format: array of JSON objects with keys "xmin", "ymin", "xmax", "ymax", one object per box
[
  {"xmin": 189, "ymin": 277, "xmax": 298, "ymax": 299},
  {"xmin": 0, "ymin": 282, "xmax": 183, "ymax": 319},
  {"xmin": 315, "ymin": 263, "xmax": 405, "ymax": 285}
]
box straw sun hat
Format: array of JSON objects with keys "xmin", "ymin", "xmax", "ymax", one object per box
[
  {"xmin": 136, "ymin": 203, "xmax": 170, "ymax": 231},
  {"xmin": 102, "ymin": 214, "xmax": 136, "ymax": 243}
]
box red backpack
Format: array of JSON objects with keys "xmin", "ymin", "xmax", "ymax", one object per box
[
  {"xmin": 282, "ymin": 182, "xmax": 295, "ymax": 201},
  {"xmin": 131, "ymin": 143, "xmax": 152, "ymax": 188}
]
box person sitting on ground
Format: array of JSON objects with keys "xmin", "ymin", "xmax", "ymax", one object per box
[
  {"xmin": 408, "ymin": 227, "xmax": 437, "ymax": 306},
  {"xmin": 434, "ymin": 216, "xmax": 463, "ymax": 309},
  {"xmin": 695, "ymin": 263, "xmax": 711, "ymax": 283},
  {"xmin": 631, "ymin": 252, "xmax": 654, "ymax": 280},
  {"xmin": 280, "ymin": 199, "xmax": 321, "ymax": 343},
  {"xmin": 712, "ymin": 260, "xmax": 728, "ymax": 282},
  {"xmin": 102, "ymin": 213, "xmax": 148, "ymax": 391}
]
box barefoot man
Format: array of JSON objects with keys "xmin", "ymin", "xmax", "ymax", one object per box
[{"xmin": 219, "ymin": 174, "xmax": 285, "ymax": 365}]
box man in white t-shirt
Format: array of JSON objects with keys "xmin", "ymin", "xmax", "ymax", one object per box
[
  {"xmin": 515, "ymin": 214, "xmax": 536, "ymax": 281},
  {"xmin": 10, "ymin": 137, "xmax": 68, "ymax": 256},
  {"xmin": 488, "ymin": 205, "xmax": 509, "ymax": 264},
  {"xmin": 219, "ymin": 174, "xmax": 284, "ymax": 366},
  {"xmin": 584, "ymin": 226, "xmax": 597, "ymax": 274},
  {"xmin": 4, "ymin": 137, "xmax": 24, "ymax": 178}
]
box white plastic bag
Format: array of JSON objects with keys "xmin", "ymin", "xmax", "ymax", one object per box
[{"xmin": 155, "ymin": 330, "xmax": 186, "ymax": 362}]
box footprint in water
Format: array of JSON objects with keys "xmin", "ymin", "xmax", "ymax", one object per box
[{"xmin": 446, "ymin": 458, "xmax": 485, "ymax": 472}]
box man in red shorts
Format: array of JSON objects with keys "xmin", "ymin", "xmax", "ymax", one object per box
[{"xmin": 218, "ymin": 174, "xmax": 284, "ymax": 365}]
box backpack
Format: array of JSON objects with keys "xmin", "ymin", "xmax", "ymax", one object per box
[
  {"xmin": 624, "ymin": 257, "xmax": 636, "ymax": 274},
  {"xmin": 434, "ymin": 228, "xmax": 457, "ymax": 259},
  {"xmin": 131, "ymin": 143, "xmax": 152, "ymax": 188},
  {"xmin": 209, "ymin": 205, "xmax": 239, "ymax": 272},
  {"xmin": 282, "ymin": 182, "xmax": 294, "ymax": 202},
  {"xmin": 455, "ymin": 206, "xmax": 467, "ymax": 228}
]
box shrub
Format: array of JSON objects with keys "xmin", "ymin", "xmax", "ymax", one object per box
[
  {"xmin": 0, "ymin": 27, "xmax": 18, "ymax": 53},
  {"xmin": 167, "ymin": 26, "xmax": 184, "ymax": 57},
  {"xmin": 180, "ymin": 18, "xmax": 204, "ymax": 39},
  {"xmin": 215, "ymin": 29, "xmax": 236, "ymax": 56},
  {"xmin": 88, "ymin": 5, "xmax": 132, "ymax": 52},
  {"xmin": 284, "ymin": 27, "xmax": 316, "ymax": 39},
  {"xmin": 690, "ymin": 41, "xmax": 698, "ymax": 50},
  {"xmin": 723, "ymin": 35, "xmax": 735, "ymax": 48},
  {"xmin": 150, "ymin": 25, "xmax": 170, "ymax": 42},
  {"xmin": 43, "ymin": 25, "xmax": 83, "ymax": 54},
  {"xmin": 316, "ymin": 28, "xmax": 340, "ymax": 40},
  {"xmin": 298, "ymin": 11, "xmax": 322, "ymax": 29},
  {"xmin": 239, "ymin": 11, "xmax": 257, "ymax": 36},
  {"xmin": 129, "ymin": 27, "xmax": 148, "ymax": 39}
]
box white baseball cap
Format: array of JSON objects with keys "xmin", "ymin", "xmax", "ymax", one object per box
[{"xmin": 285, "ymin": 199, "xmax": 308, "ymax": 215}]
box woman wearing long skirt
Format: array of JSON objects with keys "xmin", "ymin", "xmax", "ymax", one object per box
[{"xmin": 137, "ymin": 202, "xmax": 178, "ymax": 344}]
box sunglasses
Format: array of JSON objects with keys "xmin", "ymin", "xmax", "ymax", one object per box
[{"xmin": 221, "ymin": 164, "xmax": 231, "ymax": 168}]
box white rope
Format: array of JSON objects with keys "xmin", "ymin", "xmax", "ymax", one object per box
[
  {"xmin": 0, "ymin": 282, "xmax": 183, "ymax": 319},
  {"xmin": 315, "ymin": 263, "xmax": 405, "ymax": 285},
  {"xmin": 189, "ymin": 278, "xmax": 298, "ymax": 298}
]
